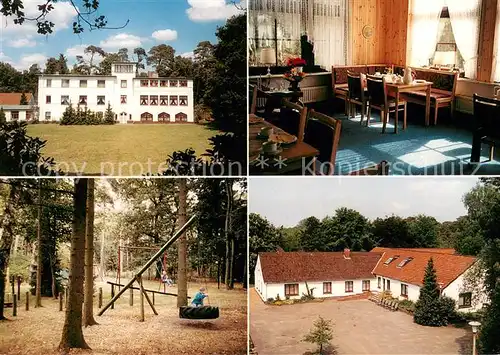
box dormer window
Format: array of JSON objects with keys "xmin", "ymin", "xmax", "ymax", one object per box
[
  {"xmin": 384, "ymin": 255, "xmax": 400, "ymax": 265},
  {"xmin": 397, "ymin": 257, "xmax": 414, "ymax": 268}
]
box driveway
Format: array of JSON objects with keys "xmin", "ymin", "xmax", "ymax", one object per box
[{"xmin": 250, "ymin": 288, "xmax": 472, "ymax": 355}]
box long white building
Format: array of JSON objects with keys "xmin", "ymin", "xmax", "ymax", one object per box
[
  {"xmin": 255, "ymin": 248, "xmax": 487, "ymax": 312},
  {"xmin": 37, "ymin": 62, "xmax": 194, "ymax": 123}
]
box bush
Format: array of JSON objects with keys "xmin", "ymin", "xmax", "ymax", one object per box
[
  {"xmin": 194, "ymin": 104, "xmax": 212, "ymax": 124},
  {"xmin": 60, "ymin": 104, "xmax": 116, "ymax": 125},
  {"xmin": 398, "ymin": 299, "xmax": 416, "ymax": 313},
  {"xmin": 266, "ymin": 297, "xmax": 274, "ymax": 303}
]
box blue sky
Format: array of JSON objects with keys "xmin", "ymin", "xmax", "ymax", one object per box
[
  {"xmin": 249, "ymin": 177, "xmax": 479, "ymax": 227},
  {"xmin": 0, "ymin": 0, "xmax": 245, "ymax": 70}
]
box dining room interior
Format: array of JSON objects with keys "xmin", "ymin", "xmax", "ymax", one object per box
[{"xmin": 248, "ymin": 0, "xmax": 500, "ymax": 175}]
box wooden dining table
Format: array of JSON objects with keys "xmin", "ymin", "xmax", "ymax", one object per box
[
  {"xmin": 385, "ymin": 81, "xmax": 432, "ymax": 134},
  {"xmin": 249, "ymin": 114, "xmax": 319, "ymax": 175}
]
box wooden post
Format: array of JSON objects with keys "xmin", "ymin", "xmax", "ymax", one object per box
[
  {"xmin": 11, "ymin": 276, "xmax": 15, "ymax": 298},
  {"xmin": 98, "ymin": 287, "xmax": 103, "ymax": 308},
  {"xmin": 136, "ymin": 276, "xmax": 158, "ymax": 316},
  {"xmin": 13, "ymin": 294, "xmax": 17, "ymax": 316},
  {"xmin": 139, "ymin": 277, "xmax": 145, "ymax": 322},
  {"xmin": 152, "ymin": 292, "xmax": 155, "ymax": 305},
  {"xmin": 65, "ymin": 286, "xmax": 68, "ymax": 308},
  {"xmin": 17, "ymin": 276, "xmax": 21, "ymax": 301},
  {"xmin": 129, "ymin": 288, "xmax": 133, "ymax": 306},
  {"xmin": 111, "ymin": 284, "xmax": 115, "ymax": 310},
  {"xmin": 59, "ymin": 291, "xmax": 63, "ymax": 311},
  {"xmin": 25, "ymin": 292, "xmax": 29, "ymax": 311}
]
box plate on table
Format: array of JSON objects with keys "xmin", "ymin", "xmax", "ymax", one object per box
[
  {"xmin": 414, "ymin": 79, "xmax": 426, "ymax": 84},
  {"xmin": 249, "ymin": 116, "xmax": 265, "ymax": 125},
  {"xmin": 269, "ymin": 133, "xmax": 297, "ymax": 145}
]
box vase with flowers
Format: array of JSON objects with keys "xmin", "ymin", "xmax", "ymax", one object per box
[{"xmin": 284, "ymin": 57, "xmax": 307, "ymax": 91}]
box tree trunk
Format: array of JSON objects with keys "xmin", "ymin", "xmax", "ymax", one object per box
[
  {"xmin": 35, "ymin": 180, "xmax": 42, "ymax": 307},
  {"xmin": 0, "ymin": 183, "xmax": 20, "ymax": 320},
  {"xmin": 100, "ymin": 232, "xmax": 105, "ymax": 280},
  {"xmin": 84, "ymin": 179, "xmax": 98, "ymax": 327},
  {"xmin": 176, "ymin": 179, "xmax": 188, "ymax": 307},
  {"xmin": 58, "ymin": 179, "xmax": 91, "ymax": 350},
  {"xmin": 224, "ymin": 180, "xmax": 234, "ymax": 289}
]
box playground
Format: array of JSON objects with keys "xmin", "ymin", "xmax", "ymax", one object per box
[
  {"xmin": 0, "ymin": 178, "xmax": 247, "ymax": 354},
  {"xmin": 0, "ymin": 279, "xmax": 247, "ymax": 355}
]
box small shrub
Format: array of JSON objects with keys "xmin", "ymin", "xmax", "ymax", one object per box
[
  {"xmin": 303, "ymin": 316, "xmax": 334, "ymax": 355},
  {"xmin": 398, "ymin": 299, "xmax": 416, "ymax": 313},
  {"xmin": 266, "ymin": 297, "xmax": 274, "ymax": 303}
]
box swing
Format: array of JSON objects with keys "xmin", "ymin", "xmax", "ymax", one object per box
[{"xmin": 179, "ymin": 281, "xmax": 219, "ymax": 320}]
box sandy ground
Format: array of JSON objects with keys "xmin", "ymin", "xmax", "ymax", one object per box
[
  {"xmin": 0, "ymin": 280, "xmax": 247, "ymax": 355},
  {"xmin": 250, "ymin": 288, "xmax": 472, "ymax": 355}
]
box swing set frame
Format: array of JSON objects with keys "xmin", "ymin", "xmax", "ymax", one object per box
[{"xmin": 98, "ymin": 215, "xmax": 196, "ymax": 321}]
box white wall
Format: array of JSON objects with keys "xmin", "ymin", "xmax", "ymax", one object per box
[
  {"xmin": 37, "ymin": 72, "xmax": 194, "ymax": 123},
  {"xmin": 3, "ymin": 109, "xmax": 31, "ymax": 122},
  {"xmin": 254, "ymin": 257, "xmax": 266, "ymax": 301},
  {"xmin": 442, "ymin": 270, "xmax": 488, "ymax": 313},
  {"xmin": 373, "ymin": 275, "xmax": 421, "ymax": 302},
  {"xmin": 264, "ymin": 278, "xmax": 377, "ymax": 301}
]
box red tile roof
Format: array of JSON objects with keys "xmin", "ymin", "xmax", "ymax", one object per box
[
  {"xmin": 371, "ymin": 247, "xmax": 477, "ymax": 288},
  {"xmin": 0, "ymin": 93, "xmax": 32, "ymax": 105},
  {"xmin": 372, "ymin": 247, "xmax": 457, "ymax": 255},
  {"xmin": 259, "ymin": 251, "xmax": 382, "ymax": 283}
]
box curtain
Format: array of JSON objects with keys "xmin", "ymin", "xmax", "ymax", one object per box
[
  {"xmin": 493, "ymin": 2, "xmax": 500, "ymax": 82},
  {"xmin": 446, "ymin": 0, "xmax": 481, "ymax": 79},
  {"xmin": 248, "ymin": 0, "xmax": 347, "ymax": 68},
  {"xmin": 408, "ymin": 0, "xmax": 445, "ymax": 68}
]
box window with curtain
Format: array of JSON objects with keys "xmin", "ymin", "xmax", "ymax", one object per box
[
  {"xmin": 409, "ymin": 0, "xmax": 481, "ymax": 79},
  {"xmin": 248, "ymin": 0, "xmax": 348, "ymax": 68}
]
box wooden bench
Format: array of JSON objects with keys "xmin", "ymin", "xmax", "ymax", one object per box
[{"xmin": 397, "ymin": 67, "xmax": 459, "ymax": 125}]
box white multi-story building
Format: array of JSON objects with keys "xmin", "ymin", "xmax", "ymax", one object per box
[{"xmin": 37, "ymin": 62, "xmax": 194, "ymax": 123}]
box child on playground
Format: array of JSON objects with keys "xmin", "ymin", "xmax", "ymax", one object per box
[
  {"xmin": 191, "ymin": 287, "xmax": 208, "ymax": 307},
  {"xmin": 161, "ymin": 270, "xmax": 173, "ymax": 286}
]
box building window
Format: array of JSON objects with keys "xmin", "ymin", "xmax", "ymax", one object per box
[
  {"xmin": 121, "ymin": 95, "xmax": 127, "ymax": 104},
  {"xmin": 46, "ymin": 79, "xmax": 51, "ymax": 87},
  {"xmin": 79, "ymin": 95, "xmax": 87, "ymax": 105},
  {"xmin": 323, "ymin": 282, "xmax": 332, "ymax": 294},
  {"xmin": 459, "ymin": 292, "xmax": 472, "ymax": 308},
  {"xmin": 175, "ymin": 112, "xmax": 187, "ymax": 122},
  {"xmin": 121, "ymin": 80, "xmax": 127, "ymax": 88},
  {"xmin": 11, "ymin": 111, "xmax": 19, "ymax": 121},
  {"xmin": 179, "ymin": 80, "xmax": 188, "ymax": 87},
  {"xmin": 384, "ymin": 256, "xmax": 399, "ymax": 265},
  {"xmin": 115, "ymin": 64, "xmax": 134, "ymax": 73},
  {"xmin": 284, "ymin": 283, "xmax": 299, "ymax": 297},
  {"xmin": 46, "ymin": 95, "xmax": 51, "ymax": 104},
  {"xmin": 150, "ymin": 95, "xmax": 158, "ymax": 105},
  {"xmin": 79, "ymin": 80, "xmax": 87, "ymax": 88},
  {"xmin": 61, "ymin": 95, "xmax": 70, "ymax": 105},
  {"xmin": 97, "ymin": 80, "xmax": 105, "ymax": 88},
  {"xmin": 377, "ymin": 277, "xmax": 381, "ymax": 289},
  {"xmin": 345, "ymin": 281, "xmax": 353, "ymax": 293},
  {"xmin": 362, "ymin": 280, "xmax": 370, "ymax": 292},
  {"xmin": 140, "ymin": 95, "xmax": 148, "ymax": 105},
  {"xmin": 140, "ymin": 112, "xmax": 153, "ymax": 122},
  {"xmin": 150, "ymin": 80, "xmax": 158, "ymax": 87},
  {"xmin": 386, "ymin": 279, "xmax": 391, "ymax": 291},
  {"xmin": 160, "ymin": 95, "xmax": 168, "ymax": 106},
  {"xmin": 160, "ymin": 80, "xmax": 168, "ymax": 87},
  {"xmin": 26, "ymin": 112, "xmax": 31, "ymax": 121},
  {"xmin": 170, "ymin": 96, "xmax": 178, "ymax": 106},
  {"xmin": 158, "ymin": 112, "xmax": 170, "ymax": 122},
  {"xmin": 401, "ymin": 284, "xmax": 408, "ymax": 297},
  {"xmin": 140, "ymin": 80, "xmax": 149, "ymax": 87},
  {"xmin": 179, "ymin": 96, "xmax": 188, "ymax": 106},
  {"xmin": 62, "ymin": 79, "xmax": 70, "ymax": 88},
  {"xmin": 97, "ymin": 96, "xmax": 105, "ymax": 105},
  {"xmin": 45, "ymin": 111, "xmax": 51, "ymax": 120},
  {"xmin": 249, "ymin": 0, "xmax": 348, "ymax": 68},
  {"xmin": 169, "ymin": 80, "xmax": 178, "ymax": 87}
]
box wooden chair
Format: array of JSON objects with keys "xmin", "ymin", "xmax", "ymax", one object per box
[
  {"xmin": 365, "ymin": 74, "xmax": 407, "ymax": 132},
  {"xmin": 273, "ymin": 99, "xmax": 307, "ymax": 142},
  {"xmin": 471, "ymin": 94, "xmax": 500, "ymax": 163},
  {"xmin": 304, "ymin": 109, "xmax": 342, "ymax": 175},
  {"xmin": 347, "ymin": 71, "xmax": 368, "ymax": 124}
]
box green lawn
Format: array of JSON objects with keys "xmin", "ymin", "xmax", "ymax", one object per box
[{"xmin": 28, "ymin": 124, "xmax": 217, "ymax": 175}]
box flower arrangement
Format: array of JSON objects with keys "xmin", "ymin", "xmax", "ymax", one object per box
[
  {"xmin": 286, "ymin": 57, "xmax": 307, "ymax": 68},
  {"xmin": 284, "ymin": 67, "xmax": 306, "ymax": 82}
]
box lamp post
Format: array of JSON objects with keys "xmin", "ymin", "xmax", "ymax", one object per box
[{"xmin": 469, "ymin": 321, "xmax": 481, "ymax": 355}]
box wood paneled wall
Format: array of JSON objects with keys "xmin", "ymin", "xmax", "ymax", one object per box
[
  {"xmin": 350, "ymin": 0, "xmax": 498, "ymax": 82},
  {"xmin": 350, "ymin": 0, "xmax": 409, "ymax": 65}
]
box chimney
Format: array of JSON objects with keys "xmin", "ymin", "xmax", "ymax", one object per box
[{"xmin": 343, "ymin": 248, "xmax": 351, "ymax": 259}]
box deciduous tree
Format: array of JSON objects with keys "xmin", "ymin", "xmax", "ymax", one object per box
[{"xmin": 302, "ymin": 316, "xmax": 334, "ymax": 355}]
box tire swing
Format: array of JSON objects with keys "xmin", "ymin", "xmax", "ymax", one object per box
[{"xmin": 179, "ymin": 282, "xmax": 219, "ymax": 320}]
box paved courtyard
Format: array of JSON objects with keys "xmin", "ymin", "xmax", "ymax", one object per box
[{"xmin": 250, "ymin": 289, "xmax": 473, "ymax": 355}]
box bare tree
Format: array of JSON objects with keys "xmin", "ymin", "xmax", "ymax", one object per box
[
  {"xmin": 58, "ymin": 179, "xmax": 90, "ymax": 350},
  {"xmin": 83, "ymin": 179, "xmax": 97, "ymax": 326},
  {"xmin": 177, "ymin": 179, "xmax": 188, "ymax": 307}
]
